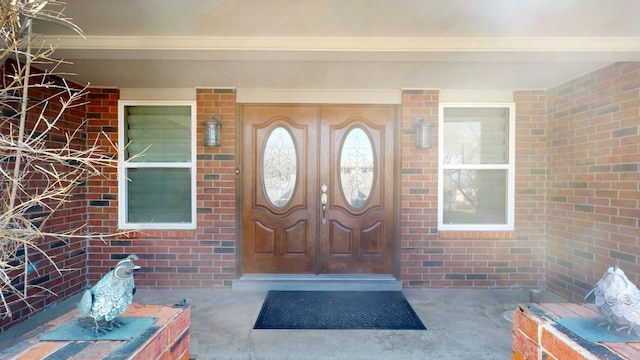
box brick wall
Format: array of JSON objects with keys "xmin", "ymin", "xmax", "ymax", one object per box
[
  {"xmin": 7, "ymin": 62, "xmax": 633, "ymax": 316},
  {"xmin": 7, "ymin": 56, "xmax": 638, "ymax": 336},
  {"xmin": 0, "ymin": 60, "xmax": 89, "ymax": 332},
  {"xmin": 85, "ymin": 87, "xmax": 123, "ymax": 282},
  {"xmin": 399, "ymin": 90, "xmax": 440, "ymax": 286},
  {"xmin": 2, "ymin": 304, "xmax": 190, "ymax": 359},
  {"xmin": 85, "ymin": 88, "xmax": 237, "ymax": 288},
  {"xmin": 546, "ymin": 63, "xmax": 640, "ymax": 302},
  {"xmin": 512, "ymin": 303, "xmax": 640, "ymax": 359},
  {"xmin": 399, "ymin": 90, "xmax": 546, "ymax": 289},
  {"xmin": 83, "ymin": 88, "xmax": 549, "ymax": 291}
]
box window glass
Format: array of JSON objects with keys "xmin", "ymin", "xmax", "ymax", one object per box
[
  {"xmin": 125, "ymin": 106, "xmax": 191, "ymax": 162},
  {"xmin": 127, "ymin": 168, "xmax": 191, "ymax": 223},
  {"xmin": 119, "ymin": 102, "xmax": 195, "ymax": 229},
  {"xmin": 262, "ymin": 126, "xmax": 297, "ymax": 208},
  {"xmin": 443, "ymin": 107, "xmax": 509, "ymax": 165},
  {"xmin": 440, "ymin": 104, "xmax": 513, "ymax": 229},
  {"xmin": 340, "ymin": 127, "xmax": 374, "ymax": 209},
  {"xmin": 443, "ymin": 169, "xmax": 507, "ymax": 224}
]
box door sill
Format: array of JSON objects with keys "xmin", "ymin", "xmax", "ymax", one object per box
[{"xmin": 232, "ymin": 274, "xmax": 402, "ymax": 291}]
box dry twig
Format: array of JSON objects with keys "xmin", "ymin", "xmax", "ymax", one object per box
[{"xmin": 0, "ymin": 0, "xmax": 127, "ymax": 319}]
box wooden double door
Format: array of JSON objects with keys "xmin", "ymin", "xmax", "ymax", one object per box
[{"xmin": 241, "ymin": 105, "xmax": 396, "ymax": 274}]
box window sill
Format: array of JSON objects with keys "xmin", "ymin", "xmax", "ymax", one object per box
[{"xmin": 438, "ymin": 229, "xmax": 517, "ymax": 239}]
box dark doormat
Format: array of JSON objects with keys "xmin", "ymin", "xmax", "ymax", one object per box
[{"xmin": 253, "ymin": 290, "xmax": 426, "ymax": 330}]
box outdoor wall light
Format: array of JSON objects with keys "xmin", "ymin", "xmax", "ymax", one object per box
[
  {"xmin": 415, "ymin": 117, "xmax": 434, "ymax": 149},
  {"xmin": 203, "ymin": 115, "xmax": 221, "ymax": 147}
]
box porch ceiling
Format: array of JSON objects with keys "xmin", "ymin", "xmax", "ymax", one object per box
[{"xmin": 33, "ymin": 0, "xmax": 640, "ymax": 90}]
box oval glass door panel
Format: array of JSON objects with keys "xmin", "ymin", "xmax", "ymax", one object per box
[
  {"xmin": 262, "ymin": 126, "xmax": 297, "ymax": 208},
  {"xmin": 340, "ymin": 127, "xmax": 374, "ymax": 209}
]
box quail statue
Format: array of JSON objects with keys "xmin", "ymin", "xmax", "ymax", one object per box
[
  {"xmin": 585, "ymin": 266, "xmax": 640, "ymax": 336},
  {"xmin": 78, "ymin": 254, "xmax": 141, "ymax": 335}
]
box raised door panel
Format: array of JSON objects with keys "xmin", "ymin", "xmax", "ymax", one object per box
[
  {"xmin": 319, "ymin": 106, "xmax": 395, "ymax": 274},
  {"xmin": 241, "ymin": 104, "xmax": 396, "ymax": 275},
  {"xmin": 241, "ymin": 105, "xmax": 318, "ymax": 273}
]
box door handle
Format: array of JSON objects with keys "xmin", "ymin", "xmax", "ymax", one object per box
[
  {"xmin": 320, "ymin": 184, "xmax": 328, "ymax": 224},
  {"xmin": 321, "ymin": 203, "xmax": 326, "ymax": 224}
]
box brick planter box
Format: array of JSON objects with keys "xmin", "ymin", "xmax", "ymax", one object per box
[
  {"xmin": 512, "ymin": 302, "xmax": 640, "ymax": 359},
  {"xmin": 0, "ymin": 303, "xmax": 190, "ymax": 360}
]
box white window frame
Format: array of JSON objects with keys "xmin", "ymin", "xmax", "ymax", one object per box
[
  {"xmin": 118, "ymin": 100, "xmax": 197, "ymax": 229},
  {"xmin": 438, "ymin": 102, "xmax": 515, "ymax": 231}
]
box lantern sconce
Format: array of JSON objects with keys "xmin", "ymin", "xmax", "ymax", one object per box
[
  {"xmin": 415, "ymin": 117, "xmax": 434, "ymax": 149},
  {"xmin": 203, "ymin": 115, "xmax": 221, "ymax": 147}
]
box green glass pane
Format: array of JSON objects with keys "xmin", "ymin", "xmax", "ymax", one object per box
[
  {"xmin": 125, "ymin": 106, "xmax": 191, "ymax": 162},
  {"xmin": 127, "ymin": 168, "xmax": 191, "ymax": 223}
]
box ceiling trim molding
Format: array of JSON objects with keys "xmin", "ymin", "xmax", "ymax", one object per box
[{"xmin": 42, "ymin": 36, "xmax": 640, "ymax": 52}]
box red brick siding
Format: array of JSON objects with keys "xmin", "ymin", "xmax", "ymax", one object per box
[
  {"xmin": 546, "ymin": 62, "xmax": 640, "ymax": 302},
  {"xmin": 83, "ymin": 88, "xmax": 547, "ymax": 290},
  {"xmin": 14, "ymin": 64, "xmax": 633, "ymax": 302},
  {"xmin": 399, "ymin": 90, "xmax": 545, "ymax": 289},
  {"xmin": 7, "ymin": 59, "xmax": 638, "ymax": 333},
  {"xmin": 4, "ymin": 304, "xmax": 190, "ymax": 359},
  {"xmin": 85, "ymin": 88, "xmax": 119, "ymax": 235},
  {"xmin": 0, "ymin": 60, "xmax": 89, "ymax": 332},
  {"xmin": 85, "ymin": 88, "xmax": 237, "ymax": 288},
  {"xmin": 399, "ymin": 90, "xmax": 441, "ymax": 287},
  {"xmin": 513, "ymin": 303, "xmax": 640, "ymax": 359},
  {"xmin": 85, "ymin": 87, "xmax": 120, "ymax": 285}
]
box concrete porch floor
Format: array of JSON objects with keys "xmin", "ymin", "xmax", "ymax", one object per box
[{"xmin": 0, "ymin": 288, "xmax": 566, "ymax": 360}]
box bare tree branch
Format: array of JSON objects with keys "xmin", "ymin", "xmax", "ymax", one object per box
[{"xmin": 0, "ymin": 0, "xmax": 127, "ymax": 320}]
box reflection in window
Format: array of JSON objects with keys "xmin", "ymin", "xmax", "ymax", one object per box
[
  {"xmin": 443, "ymin": 169, "xmax": 507, "ymax": 224},
  {"xmin": 119, "ymin": 104, "xmax": 195, "ymax": 229},
  {"xmin": 443, "ymin": 107, "xmax": 509, "ymax": 165},
  {"xmin": 125, "ymin": 106, "xmax": 191, "ymax": 162},
  {"xmin": 263, "ymin": 127, "xmax": 297, "ymax": 207},
  {"xmin": 440, "ymin": 105, "xmax": 514, "ymax": 229},
  {"xmin": 127, "ymin": 168, "xmax": 191, "ymax": 223},
  {"xmin": 340, "ymin": 127, "xmax": 374, "ymax": 209}
]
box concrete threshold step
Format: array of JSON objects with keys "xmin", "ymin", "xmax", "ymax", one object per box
[{"xmin": 232, "ymin": 274, "xmax": 402, "ymax": 291}]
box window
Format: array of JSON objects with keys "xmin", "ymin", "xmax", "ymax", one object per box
[
  {"xmin": 118, "ymin": 102, "xmax": 196, "ymax": 229},
  {"xmin": 438, "ymin": 103, "xmax": 515, "ymax": 230}
]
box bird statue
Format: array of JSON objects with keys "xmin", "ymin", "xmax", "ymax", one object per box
[
  {"xmin": 584, "ymin": 266, "xmax": 640, "ymax": 336},
  {"xmin": 78, "ymin": 254, "xmax": 141, "ymax": 335}
]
